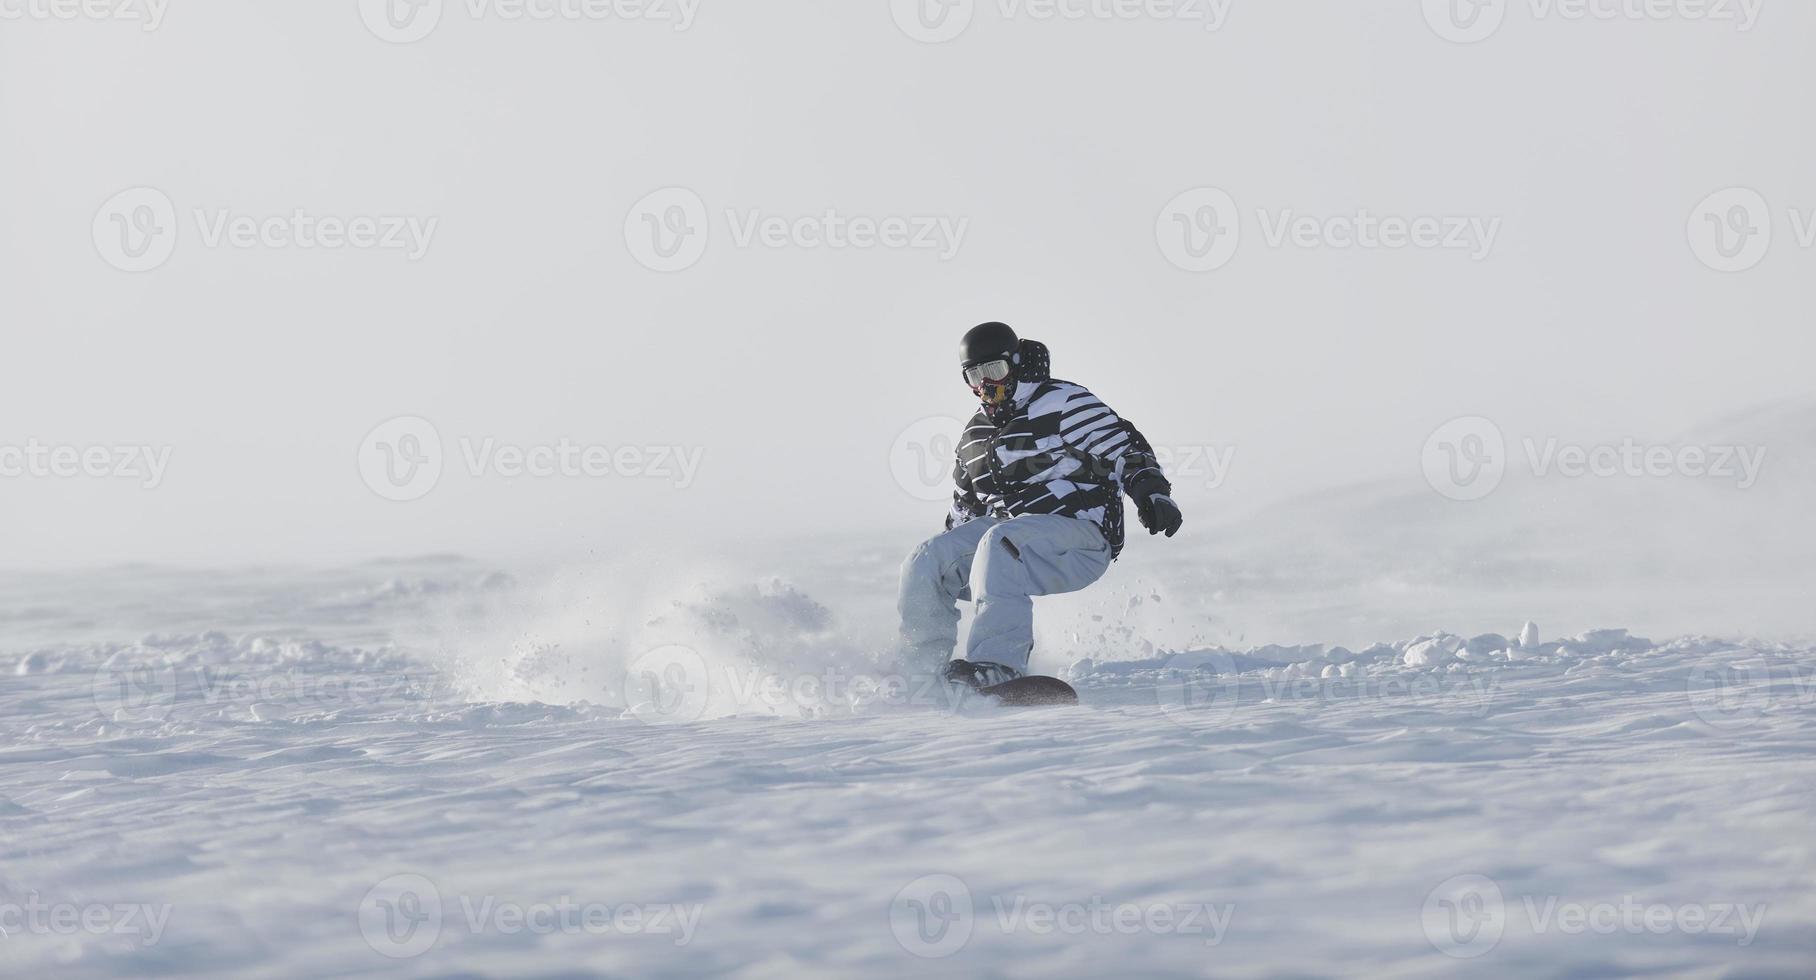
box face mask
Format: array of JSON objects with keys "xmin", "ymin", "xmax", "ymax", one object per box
[{"xmin": 964, "ymin": 357, "xmax": 1015, "ymax": 406}]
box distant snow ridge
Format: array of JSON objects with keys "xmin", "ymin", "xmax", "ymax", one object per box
[
  {"xmin": 316, "ymin": 569, "xmax": 518, "ymax": 613},
  {"xmin": 8, "ymin": 632, "xmax": 434, "ymax": 735},
  {"xmin": 1064, "ymin": 625, "xmax": 1812, "ymax": 742},
  {"xmin": 14, "ymin": 591, "xmax": 1808, "ymax": 737},
  {"xmin": 9, "ymin": 631, "xmax": 411, "ymax": 677},
  {"xmin": 1070, "ymin": 622, "xmax": 1668, "ymax": 678}
]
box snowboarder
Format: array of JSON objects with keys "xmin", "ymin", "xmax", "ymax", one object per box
[{"xmin": 898, "ymin": 321, "xmax": 1183, "ymax": 691}]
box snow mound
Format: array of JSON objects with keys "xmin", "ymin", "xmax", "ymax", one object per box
[{"xmin": 409, "ymin": 566, "xmax": 910, "ymax": 721}]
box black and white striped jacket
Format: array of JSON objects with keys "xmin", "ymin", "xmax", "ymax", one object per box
[{"xmin": 948, "ymin": 374, "xmax": 1169, "ymax": 560}]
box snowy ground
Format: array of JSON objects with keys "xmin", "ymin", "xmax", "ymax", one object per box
[{"xmin": 2, "ymin": 555, "xmax": 1813, "ymax": 978}]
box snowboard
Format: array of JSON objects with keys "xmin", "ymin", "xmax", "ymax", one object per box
[{"xmin": 977, "ymin": 674, "xmax": 1079, "ymax": 707}]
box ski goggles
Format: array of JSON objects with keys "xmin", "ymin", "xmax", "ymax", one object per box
[{"xmin": 963, "ymin": 359, "xmax": 1013, "ymax": 387}]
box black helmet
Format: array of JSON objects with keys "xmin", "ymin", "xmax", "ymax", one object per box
[
  {"xmin": 959, "ymin": 321, "xmax": 1023, "ymax": 412},
  {"xmin": 959, "ymin": 322, "xmax": 1019, "ymax": 369}
]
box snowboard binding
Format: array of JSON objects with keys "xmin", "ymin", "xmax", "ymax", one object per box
[
  {"xmin": 942, "ymin": 660, "xmax": 1080, "ymax": 707},
  {"xmin": 941, "ymin": 659, "xmax": 1025, "ymax": 691}
]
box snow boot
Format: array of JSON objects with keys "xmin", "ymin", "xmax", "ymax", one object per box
[{"xmin": 942, "ymin": 659, "xmax": 1024, "ymax": 691}]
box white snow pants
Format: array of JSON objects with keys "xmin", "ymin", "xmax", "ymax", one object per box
[{"xmin": 897, "ymin": 514, "xmax": 1113, "ymax": 673}]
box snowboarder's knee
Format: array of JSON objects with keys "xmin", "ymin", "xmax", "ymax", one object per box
[{"xmin": 901, "ymin": 537, "xmax": 945, "ymax": 579}]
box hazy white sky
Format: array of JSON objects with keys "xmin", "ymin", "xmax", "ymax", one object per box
[{"xmin": 3, "ymin": 0, "xmax": 1811, "ymax": 566}]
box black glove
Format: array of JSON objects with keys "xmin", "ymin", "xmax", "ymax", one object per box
[{"xmin": 1130, "ymin": 479, "xmax": 1183, "ymax": 538}]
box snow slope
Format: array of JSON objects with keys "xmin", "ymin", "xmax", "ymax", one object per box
[{"xmin": 1, "ymin": 559, "xmax": 1812, "ymax": 977}]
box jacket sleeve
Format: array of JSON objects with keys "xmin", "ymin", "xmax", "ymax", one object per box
[
  {"xmin": 1053, "ymin": 387, "xmax": 1171, "ymax": 498},
  {"xmin": 946, "ymin": 455, "xmax": 987, "ymax": 530}
]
